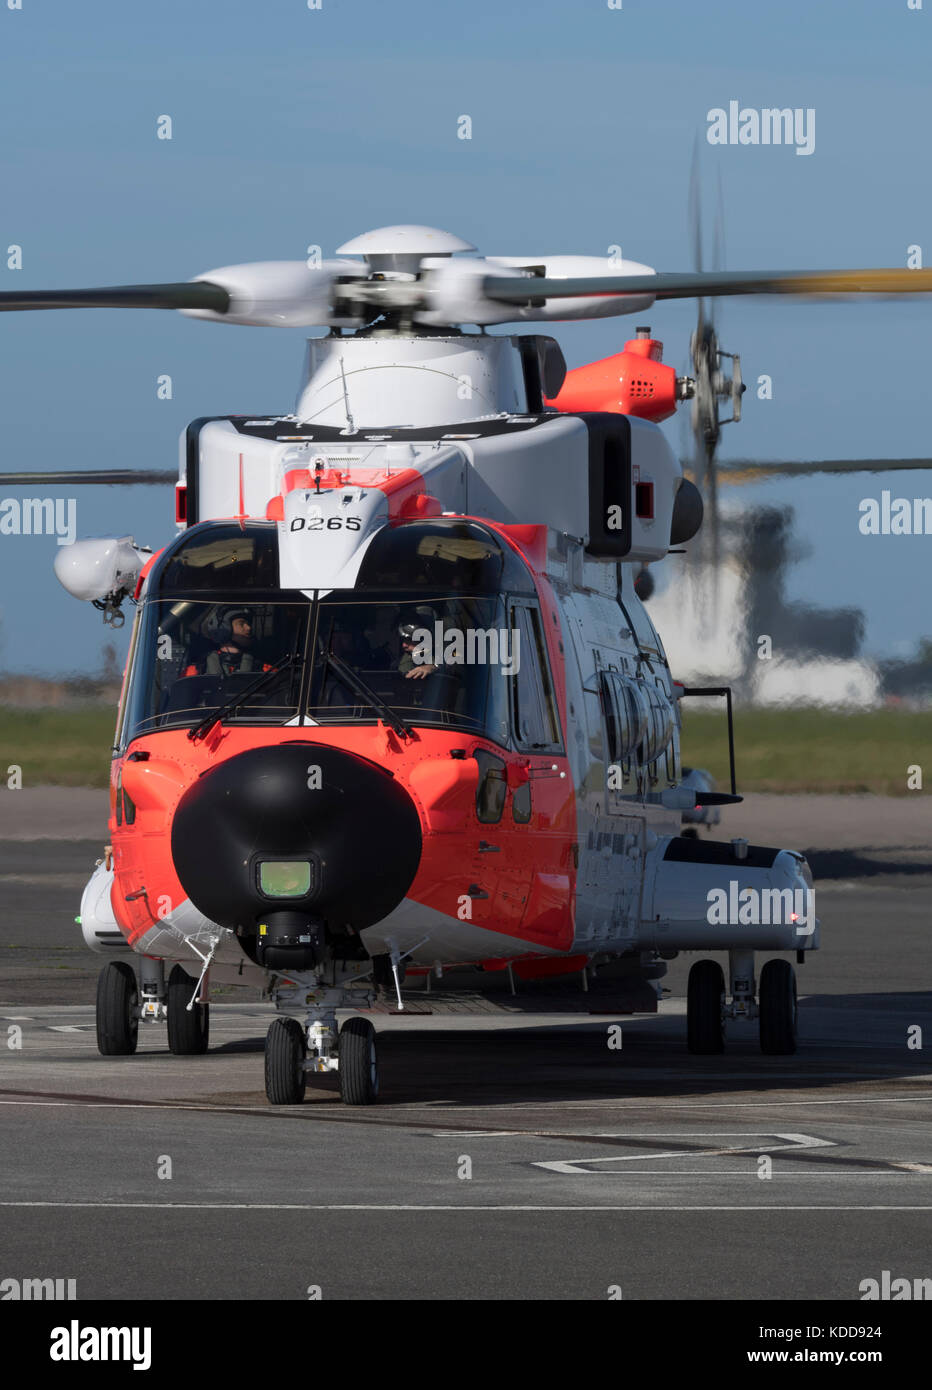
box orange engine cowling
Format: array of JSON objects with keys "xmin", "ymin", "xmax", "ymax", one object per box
[{"xmin": 545, "ymin": 334, "xmax": 678, "ymax": 423}]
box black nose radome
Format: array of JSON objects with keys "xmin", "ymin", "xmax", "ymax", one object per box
[{"xmin": 171, "ymin": 743, "xmax": 422, "ymax": 933}]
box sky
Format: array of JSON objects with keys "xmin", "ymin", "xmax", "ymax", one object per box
[{"xmin": 1, "ymin": 0, "xmax": 930, "ymax": 675}]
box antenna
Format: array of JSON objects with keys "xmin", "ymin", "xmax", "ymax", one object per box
[{"xmin": 338, "ymin": 355, "xmax": 356, "ymax": 436}]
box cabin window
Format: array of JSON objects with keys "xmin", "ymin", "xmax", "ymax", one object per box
[
  {"xmin": 473, "ymin": 749, "xmax": 507, "ymax": 824},
  {"xmin": 639, "ymin": 682, "xmax": 676, "ymax": 780},
  {"xmin": 600, "ymin": 671, "xmax": 648, "ymax": 768},
  {"xmin": 511, "ymin": 780, "xmax": 532, "ymax": 824},
  {"xmin": 509, "ymin": 603, "xmax": 561, "ymax": 752}
]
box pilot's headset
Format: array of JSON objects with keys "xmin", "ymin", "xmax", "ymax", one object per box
[
  {"xmin": 399, "ymin": 605, "xmax": 436, "ymax": 643},
  {"xmin": 204, "ymin": 606, "xmax": 251, "ymax": 647}
]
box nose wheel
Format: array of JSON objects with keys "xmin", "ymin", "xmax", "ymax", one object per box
[
  {"xmin": 339, "ymin": 1016, "xmax": 379, "ymax": 1106},
  {"xmin": 263, "ymin": 1010, "xmax": 379, "ymax": 1106},
  {"xmin": 264, "ymin": 1017, "xmax": 308, "ymax": 1104}
]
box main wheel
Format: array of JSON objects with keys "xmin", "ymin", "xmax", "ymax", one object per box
[
  {"xmin": 687, "ymin": 958, "xmax": 725, "ymax": 1054},
  {"xmin": 339, "ymin": 1016, "xmax": 378, "ymax": 1105},
  {"xmin": 166, "ymin": 964, "xmax": 209, "ymax": 1055},
  {"xmin": 96, "ymin": 961, "xmax": 139, "ymax": 1056},
  {"xmin": 759, "ymin": 958, "xmax": 797, "ymax": 1055},
  {"xmin": 264, "ymin": 1017, "xmax": 307, "ymax": 1105}
]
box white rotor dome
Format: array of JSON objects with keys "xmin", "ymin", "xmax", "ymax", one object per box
[{"xmin": 336, "ymin": 225, "xmax": 476, "ymax": 275}]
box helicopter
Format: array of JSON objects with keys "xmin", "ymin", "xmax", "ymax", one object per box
[{"xmin": 4, "ymin": 223, "xmax": 931, "ymax": 1106}]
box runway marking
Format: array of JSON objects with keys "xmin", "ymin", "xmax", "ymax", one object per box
[
  {"xmin": 534, "ymin": 1133, "xmax": 837, "ymax": 1174},
  {"xmin": 434, "ymin": 1130, "xmax": 838, "ymax": 1140},
  {"xmin": 395, "ymin": 1094, "xmax": 932, "ymax": 1111},
  {"xmin": 48, "ymin": 1026, "xmax": 91, "ymax": 1033},
  {"xmin": 0, "ymin": 1201, "xmax": 930, "ymax": 1212}
]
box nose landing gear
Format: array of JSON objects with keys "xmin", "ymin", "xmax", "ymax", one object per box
[
  {"xmin": 338, "ymin": 1016, "xmax": 379, "ymax": 1106},
  {"xmin": 264, "ymin": 1016, "xmax": 308, "ymax": 1104},
  {"xmin": 263, "ymin": 1011, "xmax": 380, "ymax": 1106},
  {"xmin": 263, "ymin": 970, "xmax": 380, "ymax": 1107}
]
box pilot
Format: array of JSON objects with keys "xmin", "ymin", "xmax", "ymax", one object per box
[
  {"xmin": 203, "ymin": 607, "xmax": 260, "ymax": 677},
  {"xmin": 399, "ymin": 613, "xmax": 437, "ymax": 681}
]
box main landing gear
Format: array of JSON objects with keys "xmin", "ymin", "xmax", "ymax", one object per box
[
  {"xmin": 166, "ymin": 964, "xmax": 209, "ymax": 1055},
  {"xmin": 686, "ymin": 950, "xmax": 798, "ymax": 1055},
  {"xmin": 94, "ymin": 958, "xmax": 210, "ymax": 1057},
  {"xmin": 95, "ymin": 961, "xmax": 139, "ymax": 1056}
]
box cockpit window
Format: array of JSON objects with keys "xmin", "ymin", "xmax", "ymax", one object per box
[
  {"xmin": 355, "ymin": 519, "xmax": 535, "ymax": 594},
  {"xmin": 121, "ymin": 591, "xmax": 514, "ymax": 747},
  {"xmin": 124, "ymin": 598, "xmax": 309, "ymax": 740},
  {"xmin": 121, "ymin": 520, "xmax": 538, "ymax": 749},
  {"xmin": 154, "ymin": 522, "xmax": 279, "ymax": 592},
  {"xmin": 307, "ymin": 593, "xmax": 512, "ymax": 745}
]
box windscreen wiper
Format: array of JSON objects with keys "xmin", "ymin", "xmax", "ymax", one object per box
[
  {"xmin": 187, "ymin": 652, "xmax": 303, "ymax": 742},
  {"xmin": 322, "ymin": 649, "xmax": 413, "ymax": 739}
]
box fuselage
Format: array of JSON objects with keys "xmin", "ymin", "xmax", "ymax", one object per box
[
  {"xmin": 76, "ymin": 335, "xmax": 814, "ymax": 989},
  {"xmin": 104, "ymin": 509, "xmax": 683, "ymax": 984}
]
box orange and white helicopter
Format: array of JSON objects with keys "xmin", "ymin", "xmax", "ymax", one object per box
[{"xmin": 6, "ymin": 224, "xmax": 931, "ymax": 1105}]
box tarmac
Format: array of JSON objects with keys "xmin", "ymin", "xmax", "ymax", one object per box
[{"xmin": 0, "ymin": 789, "xmax": 929, "ymax": 1299}]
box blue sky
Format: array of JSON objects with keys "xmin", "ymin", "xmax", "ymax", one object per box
[{"xmin": 1, "ymin": 0, "xmax": 930, "ymax": 674}]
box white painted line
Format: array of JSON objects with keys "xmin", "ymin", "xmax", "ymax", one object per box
[
  {"xmin": 534, "ymin": 1134, "xmax": 837, "ymax": 1174},
  {"xmin": 394, "ymin": 1094, "xmax": 932, "ymax": 1111},
  {"xmin": 0, "ymin": 1201, "xmax": 929, "ymax": 1212},
  {"xmin": 48, "ymin": 1026, "xmax": 90, "ymax": 1033},
  {"xmin": 1, "ymin": 1015, "xmax": 33, "ymax": 1021},
  {"xmin": 436, "ymin": 1130, "xmax": 838, "ymax": 1139},
  {"xmin": 432, "ymin": 1131, "xmax": 528, "ymax": 1138}
]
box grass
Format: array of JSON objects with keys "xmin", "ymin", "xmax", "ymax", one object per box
[
  {"xmin": 681, "ymin": 708, "xmax": 928, "ymax": 796},
  {"xmin": 0, "ymin": 706, "xmax": 116, "ymax": 789},
  {"xmin": 0, "ymin": 704, "xmax": 926, "ymax": 796}
]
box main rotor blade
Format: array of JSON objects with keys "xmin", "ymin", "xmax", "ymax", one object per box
[
  {"xmin": 484, "ymin": 267, "xmax": 932, "ymax": 303},
  {"xmin": 0, "ymin": 469, "xmax": 176, "ymax": 485},
  {"xmin": 689, "ymin": 137, "xmax": 703, "ymax": 277},
  {"xmin": 0, "ymin": 282, "xmax": 229, "ymax": 313},
  {"xmin": 714, "ymin": 457, "xmax": 932, "ymax": 480}
]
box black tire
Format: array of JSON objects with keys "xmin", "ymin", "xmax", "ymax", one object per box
[
  {"xmin": 759, "ymin": 958, "xmax": 797, "ymax": 1055},
  {"xmin": 339, "ymin": 1016, "xmax": 378, "ymax": 1106},
  {"xmin": 687, "ymin": 958, "xmax": 725, "ymax": 1054},
  {"xmin": 166, "ymin": 964, "xmax": 209, "ymax": 1055},
  {"xmin": 264, "ymin": 1017, "xmax": 307, "ymax": 1105},
  {"xmin": 96, "ymin": 961, "xmax": 139, "ymax": 1056}
]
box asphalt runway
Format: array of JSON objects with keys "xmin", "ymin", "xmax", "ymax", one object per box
[{"xmin": 0, "ymin": 793, "xmax": 930, "ymax": 1300}]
